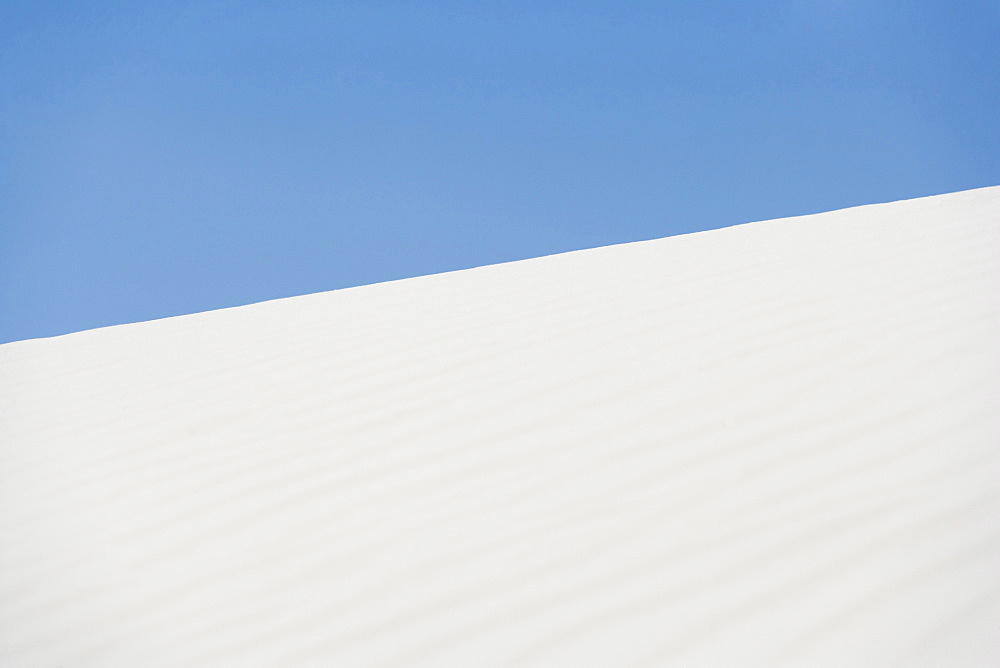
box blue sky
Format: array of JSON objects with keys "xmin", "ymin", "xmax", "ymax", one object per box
[{"xmin": 2, "ymin": 1, "xmax": 997, "ymax": 343}]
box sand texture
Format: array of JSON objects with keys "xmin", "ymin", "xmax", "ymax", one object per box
[{"xmin": 2, "ymin": 186, "xmax": 999, "ymax": 665}]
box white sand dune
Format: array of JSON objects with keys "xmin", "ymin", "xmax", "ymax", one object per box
[{"xmin": 1, "ymin": 186, "xmax": 999, "ymax": 666}]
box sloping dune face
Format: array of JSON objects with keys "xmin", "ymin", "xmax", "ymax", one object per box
[{"xmin": 1, "ymin": 187, "xmax": 999, "ymax": 666}]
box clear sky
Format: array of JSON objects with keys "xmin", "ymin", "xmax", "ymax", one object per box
[{"xmin": 2, "ymin": 1, "xmax": 997, "ymax": 344}]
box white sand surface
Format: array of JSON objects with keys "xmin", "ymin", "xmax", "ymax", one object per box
[{"xmin": 1, "ymin": 186, "xmax": 999, "ymax": 666}]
